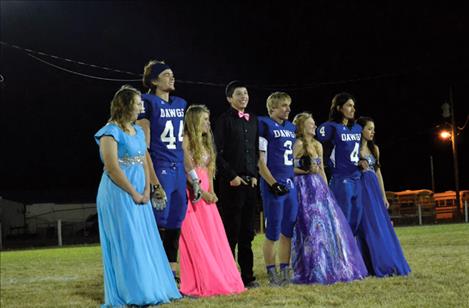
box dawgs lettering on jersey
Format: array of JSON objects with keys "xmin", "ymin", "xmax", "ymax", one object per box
[
  {"xmin": 316, "ymin": 121, "xmax": 362, "ymax": 177},
  {"xmin": 138, "ymin": 94, "xmax": 187, "ymax": 163},
  {"xmin": 258, "ymin": 116, "xmax": 296, "ymax": 180}
]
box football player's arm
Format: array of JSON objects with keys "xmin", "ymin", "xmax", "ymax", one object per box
[
  {"xmin": 316, "ymin": 122, "xmax": 333, "ymax": 143},
  {"xmin": 137, "ymin": 119, "xmax": 151, "ymax": 148},
  {"xmin": 183, "ymin": 136, "xmax": 195, "ymax": 173},
  {"xmin": 143, "ymin": 151, "xmax": 161, "ymax": 186},
  {"xmin": 258, "ymin": 152, "xmax": 277, "ymax": 186},
  {"xmin": 141, "ymin": 150, "xmax": 151, "ymax": 203},
  {"xmin": 137, "ymin": 119, "xmax": 160, "ymax": 186},
  {"xmin": 182, "ymin": 134, "xmax": 197, "ymax": 181},
  {"xmin": 136, "ymin": 96, "xmax": 152, "ymax": 148},
  {"xmin": 257, "ymin": 137, "xmax": 276, "ymax": 185}
]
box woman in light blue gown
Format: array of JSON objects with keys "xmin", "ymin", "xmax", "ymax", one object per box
[{"xmin": 95, "ymin": 85, "xmax": 181, "ymax": 307}]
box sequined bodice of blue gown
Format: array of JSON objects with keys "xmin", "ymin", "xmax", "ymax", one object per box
[
  {"xmin": 363, "ymin": 154, "xmax": 377, "ymax": 171},
  {"xmin": 97, "ymin": 123, "xmax": 146, "ymax": 175}
]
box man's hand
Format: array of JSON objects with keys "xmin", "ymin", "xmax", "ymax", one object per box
[
  {"xmin": 251, "ymin": 177, "xmax": 258, "ymax": 188},
  {"xmin": 230, "ymin": 176, "xmax": 248, "ymax": 187},
  {"xmin": 269, "ymin": 182, "xmax": 289, "ymax": 196},
  {"xmin": 151, "ymin": 184, "xmax": 167, "ymax": 210}
]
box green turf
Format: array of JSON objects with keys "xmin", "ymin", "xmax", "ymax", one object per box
[{"xmin": 1, "ymin": 224, "xmax": 468, "ymax": 307}]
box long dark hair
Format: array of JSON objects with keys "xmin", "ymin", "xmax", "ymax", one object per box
[
  {"xmin": 357, "ymin": 116, "xmax": 381, "ymax": 169},
  {"xmin": 329, "ymin": 92, "xmax": 356, "ymax": 126},
  {"xmin": 142, "ymin": 59, "xmax": 166, "ymax": 93}
]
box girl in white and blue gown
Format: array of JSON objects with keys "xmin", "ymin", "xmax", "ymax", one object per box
[
  {"xmin": 95, "ymin": 85, "xmax": 181, "ymax": 307},
  {"xmin": 357, "ymin": 117, "xmax": 411, "ymax": 277}
]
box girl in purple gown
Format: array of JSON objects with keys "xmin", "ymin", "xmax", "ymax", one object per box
[
  {"xmin": 357, "ymin": 117, "xmax": 411, "ymax": 277},
  {"xmin": 291, "ymin": 113, "xmax": 367, "ymax": 284}
]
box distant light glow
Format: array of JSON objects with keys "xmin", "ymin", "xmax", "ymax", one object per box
[{"xmin": 439, "ymin": 130, "xmax": 451, "ymax": 140}]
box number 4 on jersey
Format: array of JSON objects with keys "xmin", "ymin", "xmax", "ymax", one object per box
[
  {"xmin": 319, "ymin": 126, "xmax": 326, "ymax": 137},
  {"xmin": 161, "ymin": 120, "xmax": 183, "ymax": 149},
  {"xmin": 350, "ymin": 142, "xmax": 359, "ymax": 165}
]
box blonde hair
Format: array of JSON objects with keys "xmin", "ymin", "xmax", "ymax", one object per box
[
  {"xmin": 266, "ymin": 92, "xmax": 291, "ymax": 115},
  {"xmin": 293, "ymin": 112, "xmax": 315, "ymax": 157},
  {"xmin": 184, "ymin": 105, "xmax": 216, "ymax": 178},
  {"xmin": 142, "ymin": 59, "xmax": 166, "ymax": 91},
  {"xmin": 109, "ymin": 85, "xmax": 141, "ymax": 132}
]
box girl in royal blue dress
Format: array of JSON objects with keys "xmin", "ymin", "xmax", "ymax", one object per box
[
  {"xmin": 95, "ymin": 85, "xmax": 181, "ymax": 307},
  {"xmin": 357, "ymin": 117, "xmax": 411, "ymax": 277},
  {"xmin": 291, "ymin": 112, "xmax": 367, "ymax": 284}
]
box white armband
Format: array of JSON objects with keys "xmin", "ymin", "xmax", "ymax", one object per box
[
  {"xmin": 259, "ymin": 137, "xmax": 268, "ymax": 152},
  {"xmin": 188, "ymin": 169, "xmax": 199, "ymax": 182}
]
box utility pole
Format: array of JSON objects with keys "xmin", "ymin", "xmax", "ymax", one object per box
[
  {"xmin": 449, "ymin": 85, "xmax": 461, "ymax": 219},
  {"xmin": 430, "ymin": 155, "xmax": 435, "ymax": 193}
]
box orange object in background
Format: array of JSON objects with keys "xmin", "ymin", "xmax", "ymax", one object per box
[{"xmin": 434, "ymin": 190, "xmax": 469, "ymax": 220}]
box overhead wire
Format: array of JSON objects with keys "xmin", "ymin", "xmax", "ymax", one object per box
[{"xmin": 0, "ymin": 40, "xmax": 446, "ymax": 89}]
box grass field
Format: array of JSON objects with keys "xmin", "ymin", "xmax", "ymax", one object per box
[{"xmin": 1, "ymin": 224, "xmax": 468, "ymax": 307}]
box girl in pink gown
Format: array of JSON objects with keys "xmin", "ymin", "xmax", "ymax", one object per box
[{"xmin": 179, "ymin": 105, "xmax": 246, "ymax": 297}]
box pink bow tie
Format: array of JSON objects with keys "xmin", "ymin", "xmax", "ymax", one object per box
[{"xmin": 238, "ymin": 111, "xmax": 250, "ymax": 121}]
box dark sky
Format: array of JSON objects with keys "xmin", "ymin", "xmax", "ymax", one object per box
[{"xmin": 1, "ymin": 1, "xmax": 468, "ymax": 203}]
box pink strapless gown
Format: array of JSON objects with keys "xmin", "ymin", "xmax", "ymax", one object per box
[{"xmin": 179, "ymin": 167, "xmax": 246, "ymax": 297}]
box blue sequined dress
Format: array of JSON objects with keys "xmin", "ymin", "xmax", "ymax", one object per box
[
  {"xmin": 291, "ymin": 157, "xmax": 368, "ymax": 284},
  {"xmin": 358, "ymin": 154, "xmax": 411, "ymax": 277},
  {"xmin": 95, "ymin": 123, "xmax": 181, "ymax": 307}
]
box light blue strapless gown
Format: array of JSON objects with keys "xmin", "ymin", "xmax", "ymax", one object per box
[{"xmin": 95, "ymin": 123, "xmax": 181, "ymax": 307}]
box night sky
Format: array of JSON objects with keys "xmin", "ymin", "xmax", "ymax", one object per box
[{"xmin": 1, "ymin": 1, "xmax": 468, "ymax": 204}]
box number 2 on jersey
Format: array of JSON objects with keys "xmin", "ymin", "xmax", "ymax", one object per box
[
  {"xmin": 161, "ymin": 120, "xmax": 183, "ymax": 149},
  {"xmin": 284, "ymin": 140, "xmax": 293, "ymax": 166}
]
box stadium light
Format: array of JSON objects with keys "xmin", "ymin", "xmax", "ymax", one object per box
[{"xmin": 439, "ymin": 129, "xmax": 451, "ymax": 140}]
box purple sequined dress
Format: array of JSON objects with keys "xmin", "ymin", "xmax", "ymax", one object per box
[{"xmin": 292, "ymin": 158, "xmax": 368, "ymax": 284}]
